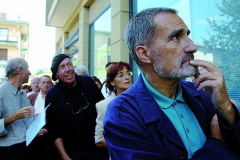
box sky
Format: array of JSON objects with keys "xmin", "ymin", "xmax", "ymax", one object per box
[{"xmin": 0, "ymin": 0, "xmax": 55, "ymax": 72}]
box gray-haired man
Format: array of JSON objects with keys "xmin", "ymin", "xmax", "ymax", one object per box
[{"xmin": 0, "ymin": 58, "xmax": 34, "ymax": 160}]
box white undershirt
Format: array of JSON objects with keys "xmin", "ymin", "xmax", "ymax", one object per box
[{"xmin": 34, "ymin": 92, "xmax": 45, "ymax": 116}]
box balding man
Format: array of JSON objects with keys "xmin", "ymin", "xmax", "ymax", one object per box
[{"xmin": 27, "ymin": 77, "xmax": 40, "ymax": 97}]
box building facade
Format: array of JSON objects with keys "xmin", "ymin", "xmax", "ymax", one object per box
[
  {"xmin": 45, "ymin": 0, "xmax": 240, "ymax": 106},
  {"xmin": 0, "ymin": 12, "xmax": 29, "ymax": 82}
]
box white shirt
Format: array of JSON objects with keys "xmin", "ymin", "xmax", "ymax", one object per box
[
  {"xmin": 34, "ymin": 92, "xmax": 45, "ymax": 116},
  {"xmin": 101, "ymin": 83, "xmax": 112, "ymax": 98}
]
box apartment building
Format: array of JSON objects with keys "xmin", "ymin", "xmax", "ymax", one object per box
[
  {"xmin": 45, "ymin": 0, "xmax": 240, "ymax": 106},
  {"xmin": 0, "ymin": 12, "xmax": 29, "ymax": 82}
]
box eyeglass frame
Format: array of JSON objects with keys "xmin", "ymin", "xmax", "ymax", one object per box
[
  {"xmin": 115, "ymin": 71, "xmax": 132, "ymax": 79},
  {"xmin": 66, "ymin": 93, "xmax": 89, "ymax": 114}
]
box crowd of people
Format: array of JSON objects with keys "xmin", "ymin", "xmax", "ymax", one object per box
[{"xmin": 0, "ymin": 7, "xmax": 240, "ymax": 160}]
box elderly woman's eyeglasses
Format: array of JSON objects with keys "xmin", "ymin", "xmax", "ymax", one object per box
[
  {"xmin": 66, "ymin": 93, "xmax": 89, "ymax": 114},
  {"xmin": 116, "ymin": 71, "xmax": 132, "ymax": 79}
]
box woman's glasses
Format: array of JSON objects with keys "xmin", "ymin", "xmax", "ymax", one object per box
[
  {"xmin": 66, "ymin": 93, "xmax": 89, "ymax": 114},
  {"xmin": 116, "ymin": 71, "xmax": 132, "ymax": 79}
]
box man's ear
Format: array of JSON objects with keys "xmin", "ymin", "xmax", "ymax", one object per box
[
  {"xmin": 135, "ymin": 46, "xmax": 152, "ymax": 64},
  {"xmin": 17, "ymin": 67, "xmax": 22, "ymax": 74}
]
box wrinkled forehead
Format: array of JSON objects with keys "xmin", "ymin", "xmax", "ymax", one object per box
[
  {"xmin": 40, "ymin": 77, "xmax": 52, "ymax": 82},
  {"xmin": 31, "ymin": 78, "xmax": 40, "ymax": 83},
  {"xmin": 153, "ymin": 13, "xmax": 188, "ymax": 33}
]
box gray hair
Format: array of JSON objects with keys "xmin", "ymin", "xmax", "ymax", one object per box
[
  {"xmin": 40, "ymin": 75, "xmax": 51, "ymax": 82},
  {"xmin": 75, "ymin": 65, "xmax": 89, "ymax": 76},
  {"xmin": 5, "ymin": 58, "xmax": 29, "ymax": 78},
  {"xmin": 124, "ymin": 7, "xmax": 177, "ymax": 71}
]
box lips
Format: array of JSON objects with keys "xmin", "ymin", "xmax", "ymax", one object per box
[
  {"xmin": 124, "ymin": 82, "xmax": 131, "ymax": 85},
  {"xmin": 181, "ymin": 53, "xmax": 194, "ymax": 66},
  {"xmin": 65, "ymin": 73, "xmax": 73, "ymax": 79},
  {"xmin": 182, "ymin": 57, "xmax": 193, "ymax": 64}
]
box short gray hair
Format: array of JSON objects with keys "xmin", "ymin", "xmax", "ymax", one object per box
[
  {"xmin": 124, "ymin": 7, "xmax": 177, "ymax": 71},
  {"xmin": 75, "ymin": 65, "xmax": 89, "ymax": 76},
  {"xmin": 5, "ymin": 58, "xmax": 29, "ymax": 78}
]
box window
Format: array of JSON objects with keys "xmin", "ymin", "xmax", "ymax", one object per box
[
  {"xmin": 64, "ymin": 29, "xmax": 79, "ymax": 67},
  {"xmin": 0, "ymin": 28, "xmax": 8, "ymax": 41},
  {"xmin": 89, "ymin": 6, "xmax": 111, "ymax": 83}
]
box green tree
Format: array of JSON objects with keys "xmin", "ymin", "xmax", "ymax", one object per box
[{"xmin": 203, "ymin": 0, "xmax": 240, "ymax": 94}]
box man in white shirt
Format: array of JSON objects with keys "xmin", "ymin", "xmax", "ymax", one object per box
[
  {"xmin": 27, "ymin": 75, "xmax": 57, "ymax": 160},
  {"xmin": 28, "ymin": 75, "xmax": 53, "ymax": 116}
]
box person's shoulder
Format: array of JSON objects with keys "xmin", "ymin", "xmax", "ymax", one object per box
[
  {"xmin": 78, "ymin": 75, "xmax": 92, "ymax": 80},
  {"xmin": 96, "ymin": 94, "xmax": 115, "ymax": 107},
  {"xmin": 28, "ymin": 92, "xmax": 39, "ymax": 98},
  {"xmin": 77, "ymin": 75, "xmax": 94, "ymax": 84},
  {"xmin": 47, "ymin": 83, "xmax": 60, "ymax": 95},
  {"xmin": 0, "ymin": 81, "xmax": 11, "ymax": 94},
  {"xmin": 26, "ymin": 91, "xmax": 34, "ymax": 97}
]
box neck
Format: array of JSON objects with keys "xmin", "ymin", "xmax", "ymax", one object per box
[
  {"xmin": 40, "ymin": 90, "xmax": 46, "ymax": 98},
  {"xmin": 8, "ymin": 76, "xmax": 22, "ymax": 89},
  {"xmin": 143, "ymin": 72, "xmax": 179, "ymax": 99},
  {"xmin": 40, "ymin": 90, "xmax": 46, "ymax": 96},
  {"xmin": 115, "ymin": 88, "xmax": 125, "ymax": 96},
  {"xmin": 62, "ymin": 80, "xmax": 77, "ymax": 88}
]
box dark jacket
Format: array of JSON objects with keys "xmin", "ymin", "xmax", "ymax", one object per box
[
  {"xmin": 45, "ymin": 75, "xmax": 104, "ymax": 153},
  {"xmin": 104, "ymin": 74, "xmax": 240, "ymax": 160}
]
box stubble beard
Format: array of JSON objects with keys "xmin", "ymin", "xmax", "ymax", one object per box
[{"xmin": 152, "ymin": 49, "xmax": 198, "ymax": 79}]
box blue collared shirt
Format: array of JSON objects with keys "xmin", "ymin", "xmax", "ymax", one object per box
[
  {"xmin": 0, "ymin": 80, "xmax": 33, "ymax": 146},
  {"xmin": 141, "ymin": 74, "xmax": 206, "ymax": 158}
]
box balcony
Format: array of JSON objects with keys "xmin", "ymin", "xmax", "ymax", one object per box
[{"xmin": 0, "ymin": 35, "xmax": 18, "ymax": 47}]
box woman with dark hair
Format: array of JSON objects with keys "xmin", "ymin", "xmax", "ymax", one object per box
[
  {"xmin": 22, "ymin": 84, "xmax": 31, "ymax": 93},
  {"xmin": 95, "ymin": 62, "xmax": 132, "ymax": 158},
  {"xmin": 92, "ymin": 76, "xmax": 103, "ymax": 90}
]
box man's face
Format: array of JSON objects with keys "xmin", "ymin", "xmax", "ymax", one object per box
[
  {"xmin": 57, "ymin": 58, "xmax": 76, "ymax": 85},
  {"xmin": 150, "ymin": 13, "xmax": 198, "ymax": 79},
  {"xmin": 39, "ymin": 77, "xmax": 52, "ymax": 93},
  {"xmin": 31, "ymin": 77, "xmax": 40, "ymax": 92},
  {"xmin": 22, "ymin": 67, "xmax": 31, "ymax": 84}
]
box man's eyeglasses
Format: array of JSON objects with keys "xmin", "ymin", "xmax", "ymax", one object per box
[
  {"xmin": 116, "ymin": 71, "xmax": 132, "ymax": 79},
  {"xmin": 66, "ymin": 93, "xmax": 89, "ymax": 114}
]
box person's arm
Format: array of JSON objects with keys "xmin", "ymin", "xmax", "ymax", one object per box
[
  {"xmin": 95, "ymin": 102, "xmax": 108, "ymax": 148},
  {"xmin": 4, "ymin": 106, "xmax": 34, "ymax": 126},
  {"xmin": 96, "ymin": 139, "xmax": 108, "ymax": 148},
  {"xmin": 54, "ymin": 138, "xmax": 71, "ymax": 160},
  {"xmin": 105, "ymin": 114, "xmax": 240, "ymax": 160},
  {"xmin": 191, "ymin": 114, "xmax": 238, "ymax": 159}
]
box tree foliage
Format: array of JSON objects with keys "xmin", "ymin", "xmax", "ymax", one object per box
[{"xmin": 203, "ymin": 0, "xmax": 240, "ymax": 92}]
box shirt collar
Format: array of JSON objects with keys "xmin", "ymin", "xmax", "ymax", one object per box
[
  {"xmin": 3, "ymin": 80, "xmax": 24, "ymax": 95},
  {"xmin": 141, "ymin": 74, "xmax": 185, "ymax": 109}
]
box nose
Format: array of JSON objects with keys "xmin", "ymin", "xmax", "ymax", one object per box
[
  {"xmin": 124, "ymin": 75, "xmax": 130, "ymax": 80},
  {"xmin": 65, "ymin": 65, "xmax": 70, "ymax": 71},
  {"xmin": 184, "ymin": 37, "xmax": 197, "ymax": 54}
]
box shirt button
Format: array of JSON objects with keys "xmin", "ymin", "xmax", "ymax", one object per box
[
  {"xmin": 180, "ymin": 114, "xmax": 184, "ymax": 118},
  {"xmin": 186, "ymin": 128, "xmax": 189, "ymax": 133}
]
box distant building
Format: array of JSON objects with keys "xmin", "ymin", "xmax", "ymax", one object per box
[{"xmin": 0, "ymin": 12, "xmax": 29, "ymax": 82}]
